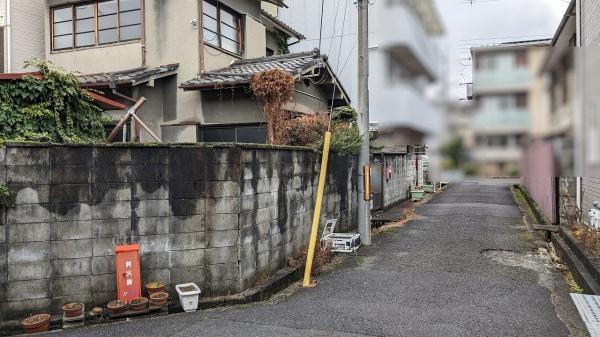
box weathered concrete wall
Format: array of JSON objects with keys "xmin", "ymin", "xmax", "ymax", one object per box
[
  {"xmin": 0, "ymin": 144, "xmax": 357, "ymax": 321},
  {"xmin": 522, "ymin": 140, "xmax": 557, "ymax": 223},
  {"xmin": 381, "ymin": 153, "xmax": 416, "ymax": 208}
]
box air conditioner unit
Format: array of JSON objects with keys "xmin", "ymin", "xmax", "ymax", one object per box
[{"xmin": 320, "ymin": 219, "xmax": 361, "ymax": 253}]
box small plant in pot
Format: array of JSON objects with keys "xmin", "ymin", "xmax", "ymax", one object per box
[
  {"xmin": 149, "ymin": 292, "xmax": 169, "ymax": 307},
  {"xmin": 22, "ymin": 313, "xmax": 51, "ymax": 334},
  {"xmin": 62, "ymin": 302, "xmax": 84, "ymax": 318},
  {"xmin": 129, "ymin": 297, "xmax": 148, "ymax": 312},
  {"xmin": 146, "ymin": 281, "xmax": 166, "ymax": 295},
  {"xmin": 107, "ymin": 300, "xmax": 128, "ymax": 314}
]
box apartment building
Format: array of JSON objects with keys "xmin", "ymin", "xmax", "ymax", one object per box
[
  {"xmin": 0, "ymin": 0, "xmax": 45, "ymax": 73},
  {"xmin": 39, "ymin": 0, "xmax": 346, "ymax": 143},
  {"xmin": 470, "ymin": 40, "xmax": 549, "ymax": 177},
  {"xmin": 280, "ymin": 0, "xmax": 445, "ymax": 150}
]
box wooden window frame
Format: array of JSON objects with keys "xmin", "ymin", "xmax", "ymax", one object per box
[
  {"xmin": 202, "ymin": 0, "xmax": 243, "ymax": 56},
  {"xmin": 50, "ymin": 0, "xmax": 143, "ymax": 52}
]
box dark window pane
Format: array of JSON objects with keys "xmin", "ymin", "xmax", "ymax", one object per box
[
  {"xmin": 54, "ymin": 35, "xmax": 73, "ymax": 49},
  {"xmin": 220, "ymin": 23, "xmax": 238, "ymax": 42},
  {"xmin": 203, "ymin": 29, "xmax": 219, "ymax": 45},
  {"xmin": 119, "ymin": 0, "xmax": 141, "ymax": 11},
  {"xmin": 119, "ymin": 9, "xmax": 141, "ymax": 26},
  {"xmin": 203, "ymin": 15, "xmax": 218, "ymax": 31},
  {"xmin": 99, "ymin": 14, "xmax": 118, "ymax": 29},
  {"xmin": 54, "ymin": 21, "xmax": 73, "ymax": 36},
  {"xmin": 75, "ymin": 4, "xmax": 94, "ymax": 19},
  {"xmin": 120, "ymin": 24, "xmax": 141, "ymax": 40},
  {"xmin": 76, "ymin": 32, "xmax": 96, "ymax": 47},
  {"xmin": 203, "ymin": 1, "xmax": 217, "ymax": 18},
  {"xmin": 98, "ymin": 0, "xmax": 117, "ymax": 15},
  {"xmin": 237, "ymin": 126, "xmax": 266, "ymax": 143},
  {"xmin": 76, "ymin": 18, "xmax": 95, "ymax": 33},
  {"xmin": 202, "ymin": 128, "xmax": 235, "ymax": 142},
  {"xmin": 221, "ymin": 38, "xmax": 239, "ymax": 54},
  {"xmin": 220, "ymin": 9, "xmax": 237, "ymax": 27},
  {"xmin": 99, "ymin": 28, "xmax": 118, "ymax": 44},
  {"xmin": 53, "ymin": 7, "xmax": 73, "ymax": 23}
]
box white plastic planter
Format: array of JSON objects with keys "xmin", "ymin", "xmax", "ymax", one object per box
[{"xmin": 175, "ymin": 283, "xmax": 201, "ymax": 312}]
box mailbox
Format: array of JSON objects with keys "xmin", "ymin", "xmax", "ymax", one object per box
[{"xmin": 115, "ymin": 244, "xmax": 141, "ymax": 302}]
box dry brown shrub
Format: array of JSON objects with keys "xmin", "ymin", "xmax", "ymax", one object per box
[
  {"xmin": 250, "ymin": 69, "xmax": 295, "ymax": 144},
  {"xmin": 282, "ymin": 113, "xmax": 328, "ymax": 147},
  {"xmin": 571, "ymin": 224, "xmax": 600, "ymax": 256},
  {"xmin": 298, "ymin": 241, "xmax": 334, "ymax": 276}
]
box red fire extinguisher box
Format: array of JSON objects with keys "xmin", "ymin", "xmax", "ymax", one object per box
[{"xmin": 115, "ymin": 244, "xmax": 142, "ymax": 302}]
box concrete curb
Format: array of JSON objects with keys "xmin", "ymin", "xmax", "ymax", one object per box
[
  {"xmin": 514, "ymin": 184, "xmax": 600, "ymax": 294},
  {"xmin": 553, "ymin": 228, "xmax": 600, "ymax": 295}
]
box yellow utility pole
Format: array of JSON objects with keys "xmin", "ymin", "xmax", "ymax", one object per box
[{"xmin": 302, "ymin": 131, "xmax": 332, "ymax": 287}]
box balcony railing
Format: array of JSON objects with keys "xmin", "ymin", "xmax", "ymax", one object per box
[
  {"xmin": 472, "ymin": 109, "xmax": 530, "ymax": 132},
  {"xmin": 373, "ymin": 3, "xmax": 442, "ymax": 81}
]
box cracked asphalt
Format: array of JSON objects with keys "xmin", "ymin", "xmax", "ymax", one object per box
[{"xmin": 36, "ymin": 181, "xmax": 588, "ymax": 337}]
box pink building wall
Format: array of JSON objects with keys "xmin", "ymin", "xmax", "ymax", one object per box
[{"xmin": 521, "ymin": 140, "xmax": 556, "ymax": 223}]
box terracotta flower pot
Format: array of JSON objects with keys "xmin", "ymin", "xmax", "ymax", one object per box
[
  {"xmin": 129, "ymin": 297, "xmax": 148, "ymax": 312},
  {"xmin": 62, "ymin": 302, "xmax": 84, "ymax": 318},
  {"xmin": 149, "ymin": 292, "xmax": 169, "ymax": 306},
  {"xmin": 22, "ymin": 313, "xmax": 50, "ymax": 334},
  {"xmin": 146, "ymin": 281, "xmax": 166, "ymax": 295},
  {"xmin": 107, "ymin": 300, "xmax": 128, "ymax": 314}
]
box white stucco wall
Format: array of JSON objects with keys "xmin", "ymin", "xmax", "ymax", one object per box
[{"xmin": 5, "ymin": 0, "xmax": 45, "ymax": 72}]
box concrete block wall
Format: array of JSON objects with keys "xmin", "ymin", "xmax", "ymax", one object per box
[
  {"xmin": 0, "ymin": 144, "xmax": 358, "ymax": 321},
  {"xmin": 381, "ymin": 153, "xmax": 415, "ymax": 208}
]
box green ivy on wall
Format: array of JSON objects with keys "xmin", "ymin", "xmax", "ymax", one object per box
[{"xmin": 0, "ymin": 59, "xmax": 108, "ymax": 143}]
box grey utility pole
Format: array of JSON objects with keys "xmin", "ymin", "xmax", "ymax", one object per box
[{"xmin": 357, "ymin": 0, "xmax": 371, "ymax": 245}]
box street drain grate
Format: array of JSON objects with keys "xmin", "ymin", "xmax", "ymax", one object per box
[{"xmin": 571, "ymin": 293, "xmax": 600, "ymax": 336}]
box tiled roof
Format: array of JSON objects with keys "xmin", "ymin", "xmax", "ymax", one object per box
[
  {"xmin": 77, "ymin": 64, "xmax": 179, "ymax": 88},
  {"xmin": 261, "ymin": 10, "xmax": 305, "ymax": 40},
  {"xmin": 180, "ymin": 50, "xmax": 320, "ymax": 90}
]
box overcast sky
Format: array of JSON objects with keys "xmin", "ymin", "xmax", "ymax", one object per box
[{"xmin": 433, "ymin": 0, "xmax": 570, "ymax": 99}]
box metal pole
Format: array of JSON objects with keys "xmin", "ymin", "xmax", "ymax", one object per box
[{"xmin": 357, "ymin": 0, "xmax": 371, "ymax": 245}]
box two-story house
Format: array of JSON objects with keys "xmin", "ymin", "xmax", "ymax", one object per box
[{"xmin": 43, "ymin": 0, "xmax": 348, "ymax": 143}]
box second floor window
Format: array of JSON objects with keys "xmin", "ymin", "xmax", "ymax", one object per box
[
  {"xmin": 203, "ymin": 0, "xmax": 242, "ymax": 55},
  {"xmin": 52, "ymin": 0, "xmax": 142, "ymax": 51}
]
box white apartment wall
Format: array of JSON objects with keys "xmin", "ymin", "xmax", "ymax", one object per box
[
  {"xmin": 278, "ymin": 0, "xmax": 359, "ymax": 103},
  {"xmin": 280, "ymin": 0, "xmax": 444, "ymax": 139},
  {"xmin": 1, "ymin": 0, "xmax": 45, "ymax": 72},
  {"xmin": 582, "ymin": 0, "xmax": 600, "ymax": 46}
]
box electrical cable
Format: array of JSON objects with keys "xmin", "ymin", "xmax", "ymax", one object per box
[{"xmin": 318, "ymin": 0, "xmax": 325, "ymax": 51}]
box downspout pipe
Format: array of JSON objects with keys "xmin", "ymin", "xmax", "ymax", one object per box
[
  {"xmin": 198, "ymin": 0, "xmax": 205, "ymax": 74},
  {"xmin": 6, "ymin": 0, "xmax": 11, "ymax": 72},
  {"xmin": 576, "ymin": 0, "xmax": 581, "ymax": 47},
  {"xmin": 141, "ymin": 0, "xmax": 146, "ymax": 66}
]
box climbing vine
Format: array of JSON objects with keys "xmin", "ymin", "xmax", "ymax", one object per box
[
  {"xmin": 276, "ymin": 32, "xmax": 290, "ymax": 55},
  {"xmin": 250, "ymin": 69, "xmax": 295, "ymax": 144},
  {"xmin": 0, "ymin": 59, "xmax": 107, "ymax": 143},
  {"xmin": 0, "ymin": 185, "xmax": 10, "ymax": 208}
]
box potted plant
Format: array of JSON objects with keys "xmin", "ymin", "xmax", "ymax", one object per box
[
  {"xmin": 175, "ymin": 283, "xmax": 201, "ymax": 312},
  {"xmin": 62, "ymin": 303, "xmax": 84, "ymax": 318},
  {"xmin": 129, "ymin": 297, "xmax": 148, "ymax": 312},
  {"xmin": 149, "ymin": 292, "xmax": 169, "ymax": 307},
  {"xmin": 107, "ymin": 300, "xmax": 128, "ymax": 314},
  {"xmin": 411, "ymin": 186, "xmax": 425, "ymax": 202},
  {"xmin": 21, "ymin": 313, "xmax": 51, "ymax": 334},
  {"xmin": 146, "ymin": 281, "xmax": 166, "ymax": 295}
]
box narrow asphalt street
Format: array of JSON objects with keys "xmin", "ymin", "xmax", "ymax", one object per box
[{"xmin": 38, "ymin": 181, "xmax": 586, "ymax": 337}]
